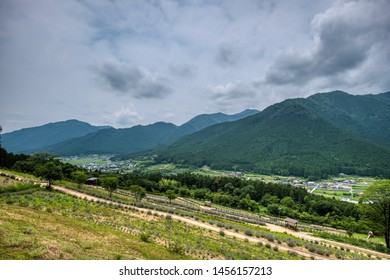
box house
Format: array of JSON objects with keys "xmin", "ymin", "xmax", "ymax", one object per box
[
  {"xmin": 284, "ymin": 217, "xmax": 299, "ymax": 230},
  {"xmin": 85, "ymin": 177, "xmax": 98, "ymax": 186}
]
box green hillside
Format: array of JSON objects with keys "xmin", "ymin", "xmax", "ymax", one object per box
[
  {"xmin": 157, "ymin": 96, "xmax": 390, "ymax": 178},
  {"xmin": 299, "ymin": 91, "xmax": 390, "ymax": 148}
]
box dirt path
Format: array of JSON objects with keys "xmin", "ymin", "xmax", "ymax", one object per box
[{"xmin": 264, "ymin": 223, "xmax": 390, "ymax": 259}]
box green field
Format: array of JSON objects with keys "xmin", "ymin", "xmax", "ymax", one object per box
[{"xmin": 61, "ymin": 157, "xmax": 111, "ymax": 166}]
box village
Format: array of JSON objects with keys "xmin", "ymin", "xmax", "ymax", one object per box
[
  {"xmin": 61, "ymin": 155, "xmax": 136, "ymax": 174},
  {"xmin": 274, "ymin": 177, "xmax": 361, "ymax": 204}
]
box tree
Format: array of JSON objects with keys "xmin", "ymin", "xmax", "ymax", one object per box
[
  {"xmin": 165, "ymin": 189, "xmax": 177, "ymax": 203},
  {"xmin": 101, "ymin": 177, "xmax": 119, "ymax": 197},
  {"xmin": 130, "ymin": 185, "xmax": 146, "ymax": 202},
  {"xmin": 71, "ymin": 170, "xmax": 88, "ymax": 186},
  {"xmin": 362, "ymin": 180, "xmax": 390, "ymax": 249},
  {"xmin": 35, "ymin": 161, "xmax": 62, "ymax": 188}
]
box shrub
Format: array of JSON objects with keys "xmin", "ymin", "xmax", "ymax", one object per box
[
  {"xmin": 264, "ymin": 234, "xmax": 275, "ymax": 242},
  {"xmin": 140, "ymin": 232, "xmax": 150, "ymax": 242},
  {"xmin": 165, "ymin": 215, "xmax": 172, "ymax": 221},
  {"xmin": 286, "ymin": 239, "xmax": 296, "ymax": 247},
  {"xmin": 166, "ymin": 240, "xmax": 184, "ymax": 254},
  {"xmin": 244, "ymin": 229, "xmax": 253, "ymax": 236},
  {"xmin": 219, "ymin": 230, "xmax": 225, "ymax": 237},
  {"xmin": 288, "ymin": 250, "xmax": 298, "ymax": 257}
]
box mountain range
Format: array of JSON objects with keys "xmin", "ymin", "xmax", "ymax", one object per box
[
  {"xmin": 2, "ymin": 109, "xmax": 259, "ymax": 155},
  {"xmin": 155, "ymin": 91, "xmax": 390, "ymax": 178},
  {"xmin": 2, "ymin": 90, "xmax": 389, "ymax": 178},
  {"xmin": 2, "ymin": 120, "xmax": 110, "ymax": 153}
]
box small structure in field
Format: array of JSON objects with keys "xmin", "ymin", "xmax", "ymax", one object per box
[
  {"xmin": 86, "ymin": 177, "xmax": 98, "ymax": 186},
  {"xmin": 284, "ymin": 217, "xmax": 298, "ymax": 230},
  {"xmin": 204, "ymin": 200, "xmax": 212, "ymax": 207}
]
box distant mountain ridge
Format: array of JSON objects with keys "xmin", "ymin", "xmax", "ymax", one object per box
[
  {"xmin": 2, "ymin": 120, "xmax": 111, "ymax": 153},
  {"xmin": 15, "ymin": 109, "xmax": 259, "ymax": 156},
  {"xmin": 155, "ymin": 91, "xmax": 390, "ymax": 178}
]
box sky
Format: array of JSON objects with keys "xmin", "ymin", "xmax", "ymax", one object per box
[{"xmin": 1, "ymin": 0, "xmax": 389, "ymax": 133}]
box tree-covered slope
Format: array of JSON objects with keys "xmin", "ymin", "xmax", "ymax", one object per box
[
  {"xmin": 157, "ymin": 97, "xmax": 390, "ymax": 178},
  {"xmin": 298, "ymin": 91, "xmax": 390, "ymax": 148},
  {"xmin": 2, "ymin": 120, "xmax": 110, "ymax": 153}
]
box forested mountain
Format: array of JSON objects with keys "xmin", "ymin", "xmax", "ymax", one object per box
[
  {"xmin": 156, "ymin": 91, "xmax": 390, "ymax": 178},
  {"xmin": 2, "ymin": 120, "xmax": 110, "ymax": 153},
  {"xmin": 30, "ymin": 110, "xmax": 259, "ymax": 156},
  {"xmin": 298, "ymin": 91, "xmax": 390, "ymax": 148},
  {"xmin": 39, "ymin": 122, "xmax": 180, "ymax": 155}
]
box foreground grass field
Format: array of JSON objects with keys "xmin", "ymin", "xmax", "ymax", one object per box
[
  {"xmin": 0, "ymin": 199, "xmax": 190, "ymax": 260},
  {"xmin": 0, "ymin": 189, "xmax": 301, "ymax": 260}
]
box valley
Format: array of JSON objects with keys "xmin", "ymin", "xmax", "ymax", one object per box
[{"xmin": 60, "ymin": 155, "xmax": 373, "ymax": 203}]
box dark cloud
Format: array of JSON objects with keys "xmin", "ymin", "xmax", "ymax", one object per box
[
  {"xmin": 95, "ymin": 62, "xmax": 172, "ymax": 99},
  {"xmin": 215, "ymin": 43, "xmax": 239, "ymax": 68},
  {"xmin": 265, "ymin": 0, "xmax": 390, "ymax": 86}
]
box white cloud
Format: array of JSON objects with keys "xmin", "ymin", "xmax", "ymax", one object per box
[{"xmin": 111, "ymin": 104, "xmax": 142, "ymax": 127}]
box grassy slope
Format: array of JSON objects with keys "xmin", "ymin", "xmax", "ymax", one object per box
[
  {"xmin": 0, "ymin": 203, "xmax": 188, "ymax": 260},
  {"xmin": 0, "ymin": 189, "xmax": 299, "ymax": 260}
]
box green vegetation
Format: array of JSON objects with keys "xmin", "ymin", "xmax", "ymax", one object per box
[{"xmin": 361, "ymin": 180, "xmax": 390, "ymax": 248}]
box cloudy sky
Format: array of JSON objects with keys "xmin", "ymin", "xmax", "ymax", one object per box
[{"xmin": 1, "ymin": 0, "xmax": 389, "ymax": 132}]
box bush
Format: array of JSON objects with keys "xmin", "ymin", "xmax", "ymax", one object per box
[
  {"xmin": 244, "ymin": 229, "xmax": 253, "ymax": 236},
  {"xmin": 166, "ymin": 240, "xmax": 184, "ymax": 254},
  {"xmin": 219, "ymin": 230, "xmax": 225, "ymax": 237},
  {"xmin": 140, "ymin": 232, "xmax": 150, "ymax": 242},
  {"xmin": 286, "ymin": 239, "xmax": 296, "ymax": 247},
  {"xmin": 264, "ymin": 234, "xmax": 275, "ymax": 242},
  {"xmin": 165, "ymin": 215, "xmax": 172, "ymax": 221},
  {"xmin": 288, "ymin": 250, "xmax": 298, "ymax": 257}
]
